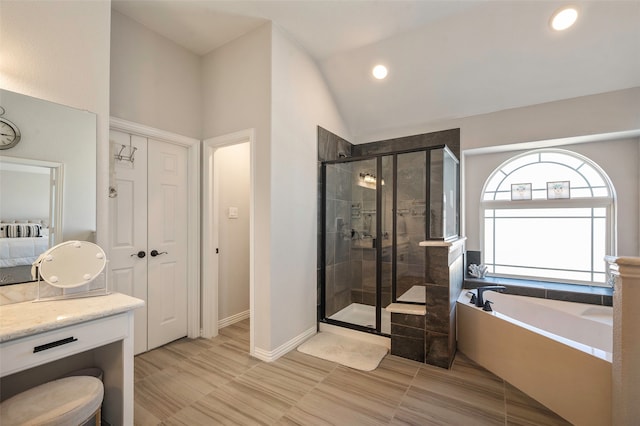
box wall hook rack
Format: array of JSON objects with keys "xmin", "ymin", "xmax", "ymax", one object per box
[{"xmin": 114, "ymin": 144, "xmax": 137, "ymax": 163}]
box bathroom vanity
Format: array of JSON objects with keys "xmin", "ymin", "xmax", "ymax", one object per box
[{"xmin": 0, "ymin": 293, "xmax": 144, "ymax": 425}]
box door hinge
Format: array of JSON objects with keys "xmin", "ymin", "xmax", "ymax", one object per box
[{"xmin": 216, "ymin": 248, "xmax": 219, "ymax": 254}]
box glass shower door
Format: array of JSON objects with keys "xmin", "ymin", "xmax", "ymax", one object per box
[
  {"xmin": 324, "ymin": 158, "xmax": 378, "ymax": 331},
  {"xmin": 379, "ymin": 155, "xmax": 393, "ymax": 334}
]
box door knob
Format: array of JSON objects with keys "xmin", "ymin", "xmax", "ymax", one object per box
[
  {"xmin": 150, "ymin": 250, "xmax": 168, "ymax": 257},
  {"xmin": 131, "ymin": 251, "xmax": 146, "ymax": 258}
]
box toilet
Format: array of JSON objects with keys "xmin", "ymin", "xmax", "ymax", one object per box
[{"xmin": 0, "ymin": 376, "xmax": 104, "ymax": 425}]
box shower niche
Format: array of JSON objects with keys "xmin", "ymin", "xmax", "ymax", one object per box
[{"xmin": 320, "ymin": 144, "xmax": 459, "ymax": 336}]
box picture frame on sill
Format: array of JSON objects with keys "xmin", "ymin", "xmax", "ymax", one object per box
[
  {"xmin": 547, "ymin": 180, "xmax": 570, "ymax": 199},
  {"xmin": 511, "ymin": 183, "xmax": 532, "ymax": 201}
]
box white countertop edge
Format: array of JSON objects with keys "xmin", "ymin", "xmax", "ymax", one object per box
[
  {"xmin": 0, "ymin": 292, "xmax": 145, "ymax": 343},
  {"xmin": 419, "ymin": 236, "xmax": 467, "ymax": 248},
  {"xmin": 385, "ymin": 303, "xmax": 427, "ymax": 316}
]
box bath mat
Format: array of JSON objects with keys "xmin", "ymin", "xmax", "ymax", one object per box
[{"xmin": 297, "ymin": 332, "xmax": 388, "ymax": 371}]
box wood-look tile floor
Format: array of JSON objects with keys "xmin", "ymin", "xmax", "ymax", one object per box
[{"xmin": 134, "ymin": 320, "xmax": 571, "ymax": 425}]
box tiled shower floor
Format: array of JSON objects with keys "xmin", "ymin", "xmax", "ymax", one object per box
[{"xmin": 328, "ymin": 302, "xmax": 391, "ymax": 334}]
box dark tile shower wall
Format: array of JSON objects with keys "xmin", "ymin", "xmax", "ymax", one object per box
[
  {"xmin": 396, "ymin": 152, "xmax": 428, "ymax": 299},
  {"xmin": 353, "ymin": 128, "xmax": 460, "ymax": 160},
  {"xmin": 391, "ymin": 243, "xmax": 464, "ymax": 369},
  {"xmin": 391, "ymin": 313, "xmax": 426, "ymax": 362},
  {"xmin": 351, "ymin": 250, "xmax": 378, "ymax": 306},
  {"xmin": 395, "ymin": 223, "xmax": 428, "ymax": 298},
  {"xmin": 424, "ymin": 244, "xmax": 464, "ymax": 368},
  {"xmin": 318, "ymin": 127, "xmax": 352, "ymax": 162},
  {"xmin": 349, "ymin": 174, "xmax": 378, "ymax": 307},
  {"xmin": 429, "ymin": 155, "xmax": 444, "ymax": 238}
]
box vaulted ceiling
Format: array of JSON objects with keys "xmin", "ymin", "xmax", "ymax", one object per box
[{"xmin": 112, "ymin": 1, "xmax": 640, "ymax": 142}]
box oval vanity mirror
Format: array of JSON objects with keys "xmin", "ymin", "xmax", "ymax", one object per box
[{"xmin": 35, "ymin": 241, "xmax": 106, "ymax": 289}]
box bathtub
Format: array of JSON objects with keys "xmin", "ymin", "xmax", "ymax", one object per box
[{"xmin": 457, "ymin": 290, "xmax": 612, "ymax": 426}]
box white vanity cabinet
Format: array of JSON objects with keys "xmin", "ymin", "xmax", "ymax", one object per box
[{"xmin": 0, "ymin": 293, "xmax": 144, "ymax": 425}]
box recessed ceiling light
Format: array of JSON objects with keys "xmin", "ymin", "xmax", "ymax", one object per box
[
  {"xmin": 550, "ymin": 6, "xmax": 578, "ymax": 31},
  {"xmin": 372, "ymin": 65, "xmax": 388, "ymax": 80}
]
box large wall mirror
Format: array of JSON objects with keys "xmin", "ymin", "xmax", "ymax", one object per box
[{"xmin": 0, "ymin": 89, "xmax": 96, "ymax": 285}]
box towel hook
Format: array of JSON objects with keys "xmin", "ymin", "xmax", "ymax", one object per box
[{"xmin": 114, "ymin": 135, "xmax": 137, "ymax": 163}]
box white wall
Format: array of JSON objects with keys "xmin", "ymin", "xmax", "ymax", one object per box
[
  {"xmin": 201, "ymin": 23, "xmax": 273, "ymax": 351},
  {"xmin": 0, "ymin": 170, "xmax": 50, "ymax": 220},
  {"xmin": 202, "ymin": 23, "xmax": 350, "ymax": 354},
  {"xmin": 464, "ymin": 137, "xmax": 640, "ymax": 257},
  {"xmin": 110, "ymin": 10, "xmax": 201, "ymax": 139},
  {"xmin": 215, "ymin": 143, "xmax": 250, "ymax": 321},
  {"xmin": 270, "ymin": 25, "xmax": 350, "ymax": 350},
  {"xmin": 0, "ymin": 0, "xmax": 111, "ymax": 247}
]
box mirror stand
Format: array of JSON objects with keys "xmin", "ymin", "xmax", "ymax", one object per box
[{"xmin": 32, "ymin": 241, "xmax": 110, "ymax": 302}]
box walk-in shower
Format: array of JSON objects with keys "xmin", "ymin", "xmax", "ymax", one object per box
[{"xmin": 320, "ymin": 145, "xmax": 459, "ymax": 335}]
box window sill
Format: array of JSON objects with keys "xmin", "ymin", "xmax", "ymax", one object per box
[{"xmin": 464, "ymin": 276, "xmax": 613, "ymax": 306}]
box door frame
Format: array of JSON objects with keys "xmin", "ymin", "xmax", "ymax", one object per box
[
  {"xmin": 110, "ymin": 117, "xmax": 201, "ymax": 339},
  {"xmin": 202, "ymin": 129, "xmax": 255, "ymax": 352}
]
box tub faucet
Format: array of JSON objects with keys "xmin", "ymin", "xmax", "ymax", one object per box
[{"xmin": 474, "ymin": 286, "xmax": 506, "ymax": 307}]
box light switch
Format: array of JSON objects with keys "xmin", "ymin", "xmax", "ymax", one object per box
[{"xmin": 228, "ymin": 207, "xmax": 239, "ymax": 219}]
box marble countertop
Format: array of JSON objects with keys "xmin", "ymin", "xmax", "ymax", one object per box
[{"xmin": 0, "ymin": 292, "xmax": 144, "ymax": 343}]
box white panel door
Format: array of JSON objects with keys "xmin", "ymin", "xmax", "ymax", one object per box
[
  {"xmin": 109, "ymin": 132, "xmax": 188, "ymax": 354},
  {"xmin": 147, "ymin": 139, "xmax": 188, "ymax": 350},
  {"xmin": 109, "ymin": 130, "xmax": 148, "ymax": 355}
]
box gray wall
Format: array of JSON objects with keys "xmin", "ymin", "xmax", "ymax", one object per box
[
  {"xmin": 0, "ymin": 170, "xmax": 49, "ymax": 220},
  {"xmin": 110, "ymin": 10, "xmax": 201, "ymax": 139}
]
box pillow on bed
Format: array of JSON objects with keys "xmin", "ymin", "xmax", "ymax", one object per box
[{"xmin": 0, "ymin": 223, "xmax": 42, "ymax": 238}]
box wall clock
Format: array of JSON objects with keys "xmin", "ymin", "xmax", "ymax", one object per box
[{"xmin": 0, "ymin": 106, "xmax": 22, "ymax": 150}]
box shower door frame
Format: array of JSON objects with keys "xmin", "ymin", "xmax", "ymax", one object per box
[{"xmin": 319, "ymin": 144, "xmax": 450, "ymax": 336}]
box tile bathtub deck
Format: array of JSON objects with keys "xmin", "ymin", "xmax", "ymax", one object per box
[{"xmin": 134, "ymin": 319, "xmax": 571, "ymax": 425}]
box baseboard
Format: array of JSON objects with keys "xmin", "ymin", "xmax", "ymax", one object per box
[
  {"xmin": 252, "ymin": 325, "xmax": 316, "ymax": 362},
  {"xmin": 218, "ymin": 310, "xmax": 250, "ymax": 329}
]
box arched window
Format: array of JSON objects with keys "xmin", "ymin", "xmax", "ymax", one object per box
[{"xmin": 481, "ymin": 149, "xmax": 616, "ymax": 286}]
